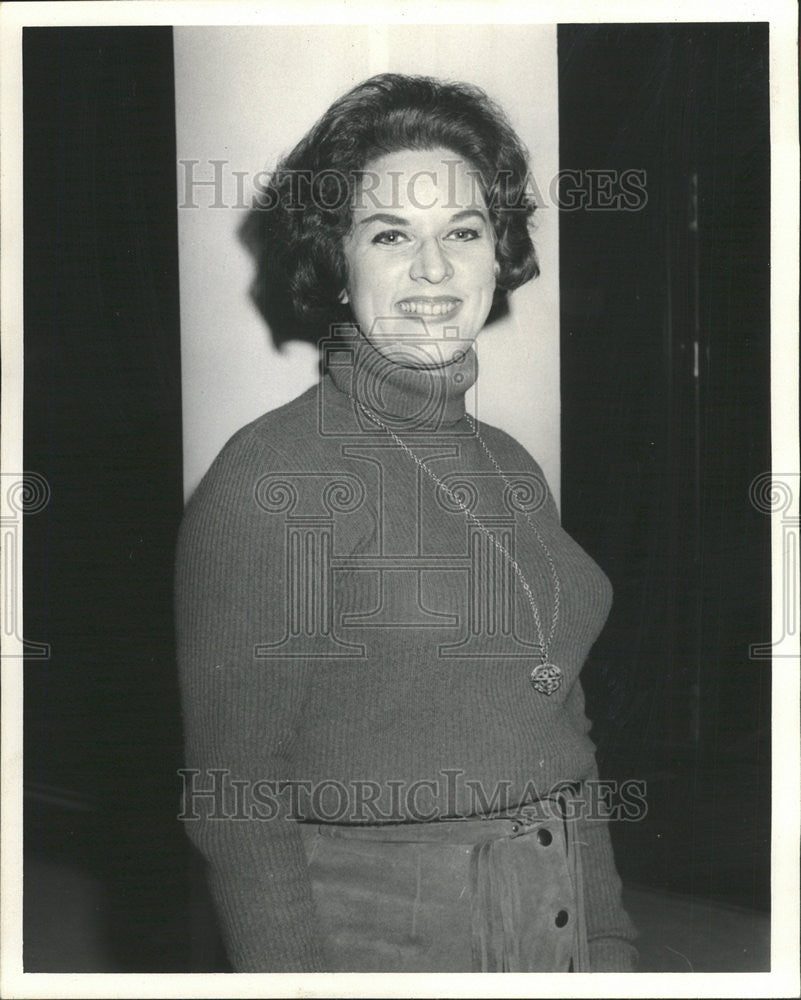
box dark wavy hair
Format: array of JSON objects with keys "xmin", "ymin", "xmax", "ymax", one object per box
[{"xmin": 246, "ymin": 73, "xmax": 539, "ymax": 341}]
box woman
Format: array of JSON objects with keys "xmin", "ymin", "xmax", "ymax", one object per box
[{"xmin": 176, "ymin": 73, "xmax": 638, "ymax": 973}]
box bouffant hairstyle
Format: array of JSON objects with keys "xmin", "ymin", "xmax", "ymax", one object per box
[{"xmin": 250, "ymin": 73, "xmax": 539, "ymax": 339}]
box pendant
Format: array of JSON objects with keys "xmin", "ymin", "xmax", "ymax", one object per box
[{"xmin": 530, "ymin": 662, "xmax": 563, "ymax": 695}]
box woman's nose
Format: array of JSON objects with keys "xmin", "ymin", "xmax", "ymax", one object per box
[{"xmin": 410, "ymin": 238, "xmax": 453, "ymax": 283}]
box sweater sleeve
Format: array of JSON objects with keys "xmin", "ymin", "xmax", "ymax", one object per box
[
  {"xmin": 175, "ymin": 432, "xmax": 324, "ymax": 972},
  {"xmin": 563, "ymin": 679, "xmax": 639, "ymax": 972}
]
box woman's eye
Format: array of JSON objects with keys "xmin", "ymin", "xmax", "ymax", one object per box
[
  {"xmin": 372, "ymin": 230, "xmax": 408, "ymax": 245},
  {"xmin": 446, "ymin": 228, "xmax": 480, "ymax": 241}
]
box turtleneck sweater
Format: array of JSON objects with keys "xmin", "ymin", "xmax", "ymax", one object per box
[{"xmin": 175, "ymin": 335, "xmax": 638, "ymax": 972}]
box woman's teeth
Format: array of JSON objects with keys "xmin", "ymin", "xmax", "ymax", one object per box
[{"xmin": 398, "ymin": 300, "xmax": 459, "ymax": 316}]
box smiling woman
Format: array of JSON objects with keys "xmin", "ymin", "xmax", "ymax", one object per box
[
  {"xmin": 248, "ymin": 75, "xmax": 540, "ymax": 363},
  {"xmin": 341, "ymin": 150, "xmax": 498, "ymax": 366},
  {"xmin": 175, "ymin": 73, "xmax": 638, "ymax": 973}
]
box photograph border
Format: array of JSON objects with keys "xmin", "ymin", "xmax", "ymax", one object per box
[{"xmin": 1, "ymin": 2, "xmax": 798, "ymax": 998}]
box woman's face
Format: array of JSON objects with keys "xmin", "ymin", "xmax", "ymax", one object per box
[{"xmin": 341, "ymin": 147, "xmax": 498, "ymax": 368}]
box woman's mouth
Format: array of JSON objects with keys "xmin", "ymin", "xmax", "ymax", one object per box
[{"xmin": 397, "ymin": 297, "xmax": 462, "ymax": 318}]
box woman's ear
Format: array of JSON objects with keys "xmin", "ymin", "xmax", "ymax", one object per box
[
  {"xmin": 338, "ymin": 288, "xmax": 350, "ymax": 305},
  {"xmin": 494, "ymin": 260, "xmax": 501, "ymax": 279}
]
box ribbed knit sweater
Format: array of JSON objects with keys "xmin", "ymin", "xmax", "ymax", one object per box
[{"xmin": 175, "ymin": 337, "xmax": 638, "ymax": 972}]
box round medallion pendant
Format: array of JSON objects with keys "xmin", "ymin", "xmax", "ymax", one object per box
[{"xmin": 530, "ymin": 662, "xmax": 563, "ymax": 695}]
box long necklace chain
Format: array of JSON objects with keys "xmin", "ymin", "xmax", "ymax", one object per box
[
  {"xmin": 465, "ymin": 414, "xmax": 561, "ymax": 648},
  {"xmin": 349, "ymin": 396, "xmax": 564, "ymax": 694}
]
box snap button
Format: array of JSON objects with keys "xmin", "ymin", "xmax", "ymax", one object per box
[
  {"xmin": 555, "ymin": 909, "xmax": 569, "ymax": 928},
  {"xmin": 536, "ymin": 827, "xmax": 553, "ymax": 846},
  {"xmin": 510, "ymin": 822, "xmax": 520, "ymax": 834}
]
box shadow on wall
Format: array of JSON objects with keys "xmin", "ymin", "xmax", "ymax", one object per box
[{"xmin": 238, "ymin": 195, "xmax": 331, "ymax": 351}]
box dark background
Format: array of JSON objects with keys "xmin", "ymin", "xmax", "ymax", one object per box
[
  {"xmin": 559, "ymin": 23, "xmax": 771, "ymax": 911},
  {"xmin": 23, "ymin": 24, "xmax": 771, "ymax": 971}
]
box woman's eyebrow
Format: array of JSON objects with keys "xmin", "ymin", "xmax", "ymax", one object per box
[
  {"xmin": 449, "ymin": 209, "xmax": 488, "ymax": 224},
  {"xmin": 357, "ymin": 212, "xmax": 409, "ymax": 228},
  {"xmin": 357, "ymin": 208, "xmax": 487, "ymax": 228}
]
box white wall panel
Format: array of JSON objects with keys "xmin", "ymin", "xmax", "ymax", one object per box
[{"xmin": 174, "ymin": 24, "xmax": 560, "ymax": 502}]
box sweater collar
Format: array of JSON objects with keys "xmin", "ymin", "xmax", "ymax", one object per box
[{"xmin": 325, "ymin": 332, "xmax": 477, "ymax": 432}]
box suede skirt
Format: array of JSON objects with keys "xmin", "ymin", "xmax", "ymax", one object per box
[{"xmin": 299, "ymin": 794, "xmax": 589, "ymax": 973}]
